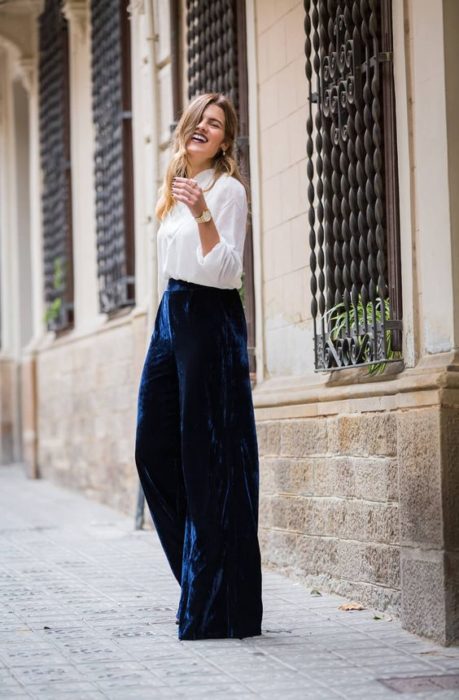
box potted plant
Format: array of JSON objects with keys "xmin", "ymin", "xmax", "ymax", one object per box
[{"xmin": 325, "ymin": 295, "xmax": 402, "ymax": 375}]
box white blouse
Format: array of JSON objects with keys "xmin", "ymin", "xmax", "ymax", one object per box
[{"xmin": 156, "ymin": 168, "xmax": 248, "ymax": 298}]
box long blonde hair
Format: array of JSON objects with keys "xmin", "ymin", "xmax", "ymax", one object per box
[{"xmin": 155, "ymin": 93, "xmax": 246, "ymax": 220}]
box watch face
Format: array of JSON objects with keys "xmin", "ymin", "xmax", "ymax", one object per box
[{"xmin": 203, "ymin": 209, "xmax": 212, "ymax": 222}]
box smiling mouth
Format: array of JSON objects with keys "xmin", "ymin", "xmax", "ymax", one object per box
[{"xmin": 191, "ymin": 133, "xmax": 208, "ymax": 143}]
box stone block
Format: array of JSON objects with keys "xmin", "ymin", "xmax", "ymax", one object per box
[
  {"xmin": 336, "ymin": 541, "xmax": 400, "ymax": 589},
  {"xmin": 259, "ymin": 527, "xmax": 298, "ymax": 569},
  {"xmin": 260, "ymin": 494, "xmax": 314, "ymax": 532},
  {"xmin": 314, "ymin": 457, "xmax": 398, "ymax": 502},
  {"xmin": 294, "ymin": 535, "xmax": 338, "ymax": 577},
  {"xmin": 445, "ymin": 551, "xmax": 459, "ymax": 644},
  {"xmin": 366, "ymin": 502, "xmax": 400, "ymax": 545},
  {"xmin": 260, "ymin": 457, "xmax": 314, "ymax": 495},
  {"xmin": 314, "ymin": 459, "xmax": 355, "ymax": 497},
  {"xmin": 311, "ymin": 499, "xmax": 399, "ymax": 544},
  {"xmin": 354, "ymin": 458, "xmax": 399, "ymax": 502},
  {"xmin": 331, "ymin": 413, "xmax": 397, "ymax": 457},
  {"xmin": 256, "ymin": 421, "xmax": 281, "ymax": 456},
  {"xmin": 397, "ymin": 408, "xmax": 443, "ymax": 548},
  {"xmin": 286, "ymin": 497, "xmax": 314, "ymax": 532},
  {"xmin": 280, "ymin": 418, "xmax": 327, "ymax": 457},
  {"xmin": 400, "ymin": 551, "xmax": 447, "ymax": 643},
  {"xmin": 441, "ymin": 408, "xmax": 459, "ymax": 550}
]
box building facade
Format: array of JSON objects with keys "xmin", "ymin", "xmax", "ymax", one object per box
[{"xmin": 0, "ymin": 0, "xmax": 458, "ymax": 644}]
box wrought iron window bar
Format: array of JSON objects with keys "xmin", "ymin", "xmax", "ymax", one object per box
[
  {"xmin": 304, "ymin": 0, "xmax": 402, "ymax": 371},
  {"xmin": 39, "ymin": 0, "xmax": 74, "ymax": 332},
  {"xmin": 91, "ymin": 0, "xmax": 135, "ymax": 315}
]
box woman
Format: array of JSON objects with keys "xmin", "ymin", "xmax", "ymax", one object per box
[{"xmin": 134, "ymin": 92, "xmax": 263, "ymax": 641}]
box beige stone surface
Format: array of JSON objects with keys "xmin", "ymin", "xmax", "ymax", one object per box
[
  {"xmin": 328, "ymin": 413, "xmax": 398, "ymax": 458},
  {"xmin": 441, "ymin": 407, "xmax": 459, "ymax": 550},
  {"xmin": 445, "ymin": 551, "xmax": 459, "ymax": 643},
  {"xmin": 313, "ymin": 457, "xmax": 398, "ymax": 502},
  {"xmin": 257, "ymin": 403, "xmax": 402, "ymax": 614},
  {"xmin": 400, "ymin": 552, "xmax": 447, "ymax": 642},
  {"xmin": 36, "ymin": 315, "xmax": 145, "ymax": 516},
  {"xmin": 397, "ymin": 408, "xmax": 443, "ymax": 548},
  {"xmin": 255, "ymin": 0, "xmax": 312, "ymax": 377},
  {"xmin": 256, "ymin": 420, "xmax": 281, "ymax": 456},
  {"xmin": 260, "ymin": 456, "xmax": 314, "ymax": 495},
  {"xmin": 279, "ymin": 418, "xmax": 327, "ymax": 457},
  {"xmin": 259, "ymin": 527, "xmax": 400, "ymax": 613},
  {"xmin": 20, "ymin": 352, "xmax": 38, "ymax": 478},
  {"xmin": 0, "ymin": 358, "xmax": 19, "ymax": 465}
]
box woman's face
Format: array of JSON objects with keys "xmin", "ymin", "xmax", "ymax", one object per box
[{"xmin": 185, "ymin": 104, "xmax": 228, "ymax": 167}]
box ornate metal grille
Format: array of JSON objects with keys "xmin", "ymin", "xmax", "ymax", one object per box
[
  {"xmin": 90, "ymin": 0, "xmax": 135, "ymax": 314},
  {"xmin": 186, "ymin": 0, "xmax": 239, "ymax": 108},
  {"xmin": 39, "ymin": 0, "xmax": 74, "ymax": 332},
  {"xmin": 185, "ymin": 0, "xmax": 256, "ymax": 373},
  {"xmin": 304, "ymin": 0, "xmax": 402, "ymax": 371}
]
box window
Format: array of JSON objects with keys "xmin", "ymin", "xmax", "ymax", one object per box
[
  {"xmin": 91, "ymin": 0, "xmax": 135, "ymax": 314},
  {"xmin": 39, "ymin": 0, "xmax": 74, "ymax": 332},
  {"xmin": 304, "ymin": 0, "xmax": 402, "ymax": 371}
]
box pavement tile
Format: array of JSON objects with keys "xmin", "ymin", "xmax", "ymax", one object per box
[{"xmin": 1, "ymin": 464, "xmax": 458, "ymax": 700}]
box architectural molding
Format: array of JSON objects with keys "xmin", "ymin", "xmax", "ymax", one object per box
[
  {"xmin": 62, "ymin": 0, "xmax": 88, "ymax": 41},
  {"xmin": 127, "ymin": 0, "xmax": 145, "ymax": 16},
  {"xmin": 0, "ymin": 1, "xmax": 44, "ymax": 58},
  {"xmin": 253, "ymin": 351, "xmax": 459, "ymax": 418},
  {"xmin": 14, "ymin": 57, "xmax": 35, "ymax": 93}
]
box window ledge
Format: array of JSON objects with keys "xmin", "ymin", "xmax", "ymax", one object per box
[{"xmin": 252, "ymin": 351, "xmax": 459, "ymax": 419}]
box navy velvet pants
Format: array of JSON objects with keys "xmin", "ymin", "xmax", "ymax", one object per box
[{"xmin": 134, "ymin": 278, "xmax": 263, "ymax": 640}]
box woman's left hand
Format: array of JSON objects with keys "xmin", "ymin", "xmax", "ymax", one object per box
[{"xmin": 172, "ymin": 177, "xmax": 207, "ymax": 218}]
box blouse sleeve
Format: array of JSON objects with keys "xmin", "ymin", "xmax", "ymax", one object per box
[
  {"xmin": 195, "ymin": 178, "xmax": 248, "ymax": 288},
  {"xmin": 157, "ymin": 231, "xmax": 169, "ymax": 299}
]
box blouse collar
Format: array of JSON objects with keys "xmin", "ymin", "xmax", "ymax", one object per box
[{"xmin": 193, "ymin": 167, "xmax": 215, "ymax": 185}]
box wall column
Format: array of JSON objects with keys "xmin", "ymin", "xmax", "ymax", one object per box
[
  {"xmin": 397, "ymin": 0, "xmax": 459, "ymax": 645},
  {"xmin": 62, "ymin": 0, "xmax": 102, "ymax": 332}
]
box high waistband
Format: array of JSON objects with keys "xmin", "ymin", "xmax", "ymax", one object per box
[{"xmin": 166, "ymin": 278, "xmax": 236, "ymax": 293}]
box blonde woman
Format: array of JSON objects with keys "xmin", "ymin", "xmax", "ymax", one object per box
[{"xmin": 134, "ymin": 93, "xmax": 263, "ymax": 640}]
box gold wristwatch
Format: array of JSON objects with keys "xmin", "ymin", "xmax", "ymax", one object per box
[{"xmin": 194, "ymin": 208, "xmax": 212, "ymax": 224}]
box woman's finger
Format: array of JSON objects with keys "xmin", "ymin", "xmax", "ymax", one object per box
[
  {"xmin": 173, "ymin": 176, "xmax": 198, "ymax": 185},
  {"xmin": 173, "ymin": 192, "xmax": 191, "ymax": 204},
  {"xmin": 172, "ymin": 181, "xmax": 201, "ymax": 196},
  {"xmin": 172, "ymin": 186, "xmax": 203, "ymax": 205}
]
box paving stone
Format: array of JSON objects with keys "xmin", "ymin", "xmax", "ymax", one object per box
[{"xmin": 1, "ymin": 464, "xmax": 458, "ymax": 700}]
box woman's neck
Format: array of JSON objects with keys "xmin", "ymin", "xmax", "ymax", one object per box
[{"xmin": 188, "ymin": 161, "xmax": 213, "ymax": 178}]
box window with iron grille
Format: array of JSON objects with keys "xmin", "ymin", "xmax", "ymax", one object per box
[
  {"xmin": 39, "ymin": 0, "xmax": 74, "ymax": 332},
  {"xmin": 90, "ymin": 0, "xmax": 135, "ymax": 314},
  {"xmin": 184, "ymin": 0, "xmax": 256, "ymax": 374},
  {"xmin": 304, "ymin": 0, "xmax": 402, "ymax": 371}
]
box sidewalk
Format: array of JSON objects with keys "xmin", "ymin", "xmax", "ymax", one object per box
[{"xmin": 0, "ymin": 465, "xmax": 458, "ymax": 700}]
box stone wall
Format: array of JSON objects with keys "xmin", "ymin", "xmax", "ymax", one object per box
[
  {"xmin": 258, "ymin": 412, "xmax": 401, "ymax": 613},
  {"xmin": 256, "ymin": 380, "xmax": 459, "ymax": 646},
  {"xmin": 0, "ymin": 358, "xmax": 20, "ymax": 464},
  {"xmin": 36, "ymin": 312, "xmax": 147, "ymax": 518}
]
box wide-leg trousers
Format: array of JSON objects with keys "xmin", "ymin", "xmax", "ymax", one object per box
[{"xmin": 134, "ymin": 277, "xmax": 263, "ymax": 640}]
